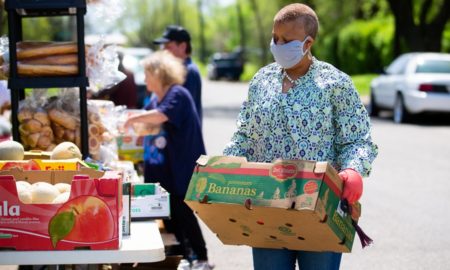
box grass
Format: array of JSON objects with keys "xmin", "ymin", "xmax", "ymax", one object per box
[
  {"xmin": 351, "ymin": 73, "xmax": 378, "ymax": 97},
  {"xmin": 240, "ymin": 63, "xmax": 260, "ymax": 82}
]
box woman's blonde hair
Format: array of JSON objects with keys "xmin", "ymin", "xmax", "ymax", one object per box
[{"xmin": 142, "ymin": 50, "xmax": 186, "ymax": 87}]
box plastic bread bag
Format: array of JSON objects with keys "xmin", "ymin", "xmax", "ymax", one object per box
[
  {"xmin": 86, "ymin": 38, "xmax": 126, "ymax": 93},
  {"xmin": 0, "ymin": 36, "xmax": 9, "ymax": 80},
  {"xmin": 45, "ymin": 89, "xmax": 81, "ymax": 147},
  {"xmin": 87, "ymin": 99, "xmax": 116, "ymax": 136},
  {"xmin": 86, "ymin": 101, "xmax": 112, "ymax": 160},
  {"xmin": 18, "ymin": 89, "xmax": 55, "ymax": 151},
  {"xmin": 87, "ymin": 0, "xmax": 125, "ymax": 23},
  {"xmin": 46, "ymin": 89, "xmax": 110, "ymax": 159}
]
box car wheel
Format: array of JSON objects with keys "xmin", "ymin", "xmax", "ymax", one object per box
[
  {"xmin": 393, "ymin": 94, "xmax": 410, "ymax": 124},
  {"xmin": 368, "ymin": 91, "xmax": 380, "ymax": 117}
]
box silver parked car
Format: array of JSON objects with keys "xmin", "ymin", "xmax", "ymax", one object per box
[{"xmin": 369, "ymin": 52, "xmax": 450, "ymax": 123}]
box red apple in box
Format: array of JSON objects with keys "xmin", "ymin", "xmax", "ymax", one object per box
[{"xmin": 49, "ymin": 195, "xmax": 115, "ymax": 248}]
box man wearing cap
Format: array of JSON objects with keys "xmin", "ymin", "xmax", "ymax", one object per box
[{"xmin": 153, "ymin": 25, "xmax": 203, "ymax": 125}]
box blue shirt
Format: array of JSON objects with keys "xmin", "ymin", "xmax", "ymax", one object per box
[
  {"xmin": 223, "ymin": 58, "xmax": 378, "ymax": 176},
  {"xmin": 144, "ymin": 85, "xmax": 206, "ymax": 197},
  {"xmin": 183, "ymin": 57, "xmax": 202, "ymax": 124}
]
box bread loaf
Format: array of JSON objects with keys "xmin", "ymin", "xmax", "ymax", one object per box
[
  {"xmin": 33, "ymin": 111, "xmax": 50, "ymax": 126},
  {"xmin": 37, "ymin": 135, "xmax": 52, "ymax": 149},
  {"xmin": 48, "ymin": 109, "xmax": 78, "ymax": 130},
  {"xmin": 18, "ymin": 64, "xmax": 78, "ymax": 76},
  {"xmin": 40, "ymin": 126, "xmax": 54, "ymax": 140},
  {"xmin": 18, "ymin": 109, "xmax": 33, "ymax": 122},
  {"xmin": 52, "ymin": 123, "xmax": 65, "ymax": 139},
  {"xmin": 22, "ymin": 119, "xmax": 43, "ymax": 133},
  {"xmin": 63, "ymin": 129, "xmax": 76, "ymax": 142},
  {"xmin": 20, "ymin": 54, "xmax": 78, "ymax": 65},
  {"xmin": 16, "ymin": 42, "xmax": 78, "ymax": 59},
  {"xmin": 27, "ymin": 133, "xmax": 40, "ymax": 148}
]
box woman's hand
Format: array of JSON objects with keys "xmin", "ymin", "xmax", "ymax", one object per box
[
  {"xmin": 338, "ymin": 168, "xmax": 363, "ymax": 204},
  {"xmin": 122, "ymin": 116, "xmax": 136, "ymax": 134}
]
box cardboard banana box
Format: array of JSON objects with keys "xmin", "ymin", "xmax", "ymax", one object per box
[{"xmin": 185, "ymin": 155, "xmax": 361, "ymax": 253}]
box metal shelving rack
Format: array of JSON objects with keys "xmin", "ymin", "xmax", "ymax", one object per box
[{"xmin": 5, "ymin": 0, "xmax": 89, "ymax": 158}]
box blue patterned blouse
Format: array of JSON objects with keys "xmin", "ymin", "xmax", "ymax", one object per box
[{"xmin": 223, "ymin": 58, "xmax": 378, "ymax": 177}]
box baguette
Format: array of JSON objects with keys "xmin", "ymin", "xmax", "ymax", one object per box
[
  {"xmin": 17, "ymin": 42, "xmax": 78, "ymax": 59},
  {"xmin": 19, "ymin": 54, "xmax": 78, "ymax": 65},
  {"xmin": 18, "ymin": 64, "xmax": 78, "ymax": 76},
  {"xmin": 16, "ymin": 41, "xmax": 55, "ymax": 50}
]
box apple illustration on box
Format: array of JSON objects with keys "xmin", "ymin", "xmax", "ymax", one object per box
[
  {"xmin": 1, "ymin": 160, "xmax": 41, "ymax": 170},
  {"xmin": 48, "ymin": 195, "xmax": 115, "ymax": 248}
]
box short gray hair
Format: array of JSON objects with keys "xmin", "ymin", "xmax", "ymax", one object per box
[{"xmin": 274, "ymin": 3, "xmax": 319, "ymax": 39}]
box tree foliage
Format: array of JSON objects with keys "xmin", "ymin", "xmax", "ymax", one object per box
[
  {"xmin": 0, "ymin": 0, "xmax": 449, "ymax": 74},
  {"xmin": 386, "ymin": 0, "xmax": 450, "ymax": 55}
]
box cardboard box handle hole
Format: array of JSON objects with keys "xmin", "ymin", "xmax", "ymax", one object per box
[
  {"xmin": 297, "ymin": 236, "xmax": 305, "ymax": 240},
  {"xmin": 229, "ymin": 218, "xmax": 237, "ymax": 223}
]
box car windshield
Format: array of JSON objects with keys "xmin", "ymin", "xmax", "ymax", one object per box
[
  {"xmin": 415, "ymin": 59, "xmax": 450, "ymax": 74},
  {"xmin": 214, "ymin": 59, "xmax": 236, "ymax": 66}
]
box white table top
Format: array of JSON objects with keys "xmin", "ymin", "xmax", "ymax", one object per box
[{"xmin": 0, "ymin": 221, "xmax": 165, "ymax": 265}]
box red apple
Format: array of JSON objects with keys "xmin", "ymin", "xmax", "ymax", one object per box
[{"xmin": 49, "ymin": 195, "xmax": 115, "ymax": 247}]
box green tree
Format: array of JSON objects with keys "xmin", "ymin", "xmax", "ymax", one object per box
[
  {"xmin": 386, "ymin": 0, "xmax": 450, "ymax": 55},
  {"xmin": 249, "ymin": 0, "xmax": 268, "ymax": 66},
  {"xmin": 197, "ymin": 0, "xmax": 207, "ymax": 63}
]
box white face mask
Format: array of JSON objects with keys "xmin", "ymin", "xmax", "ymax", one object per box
[{"xmin": 270, "ymin": 36, "xmax": 310, "ymax": 69}]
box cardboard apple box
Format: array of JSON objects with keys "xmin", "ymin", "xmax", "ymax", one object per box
[
  {"xmin": 185, "ymin": 156, "xmax": 361, "ymax": 253},
  {"xmin": 0, "ymin": 168, "xmax": 123, "ymax": 251},
  {"xmin": 23, "ymin": 150, "xmax": 52, "ymax": 160},
  {"xmin": 0, "ymin": 158, "xmax": 89, "ymax": 171}
]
